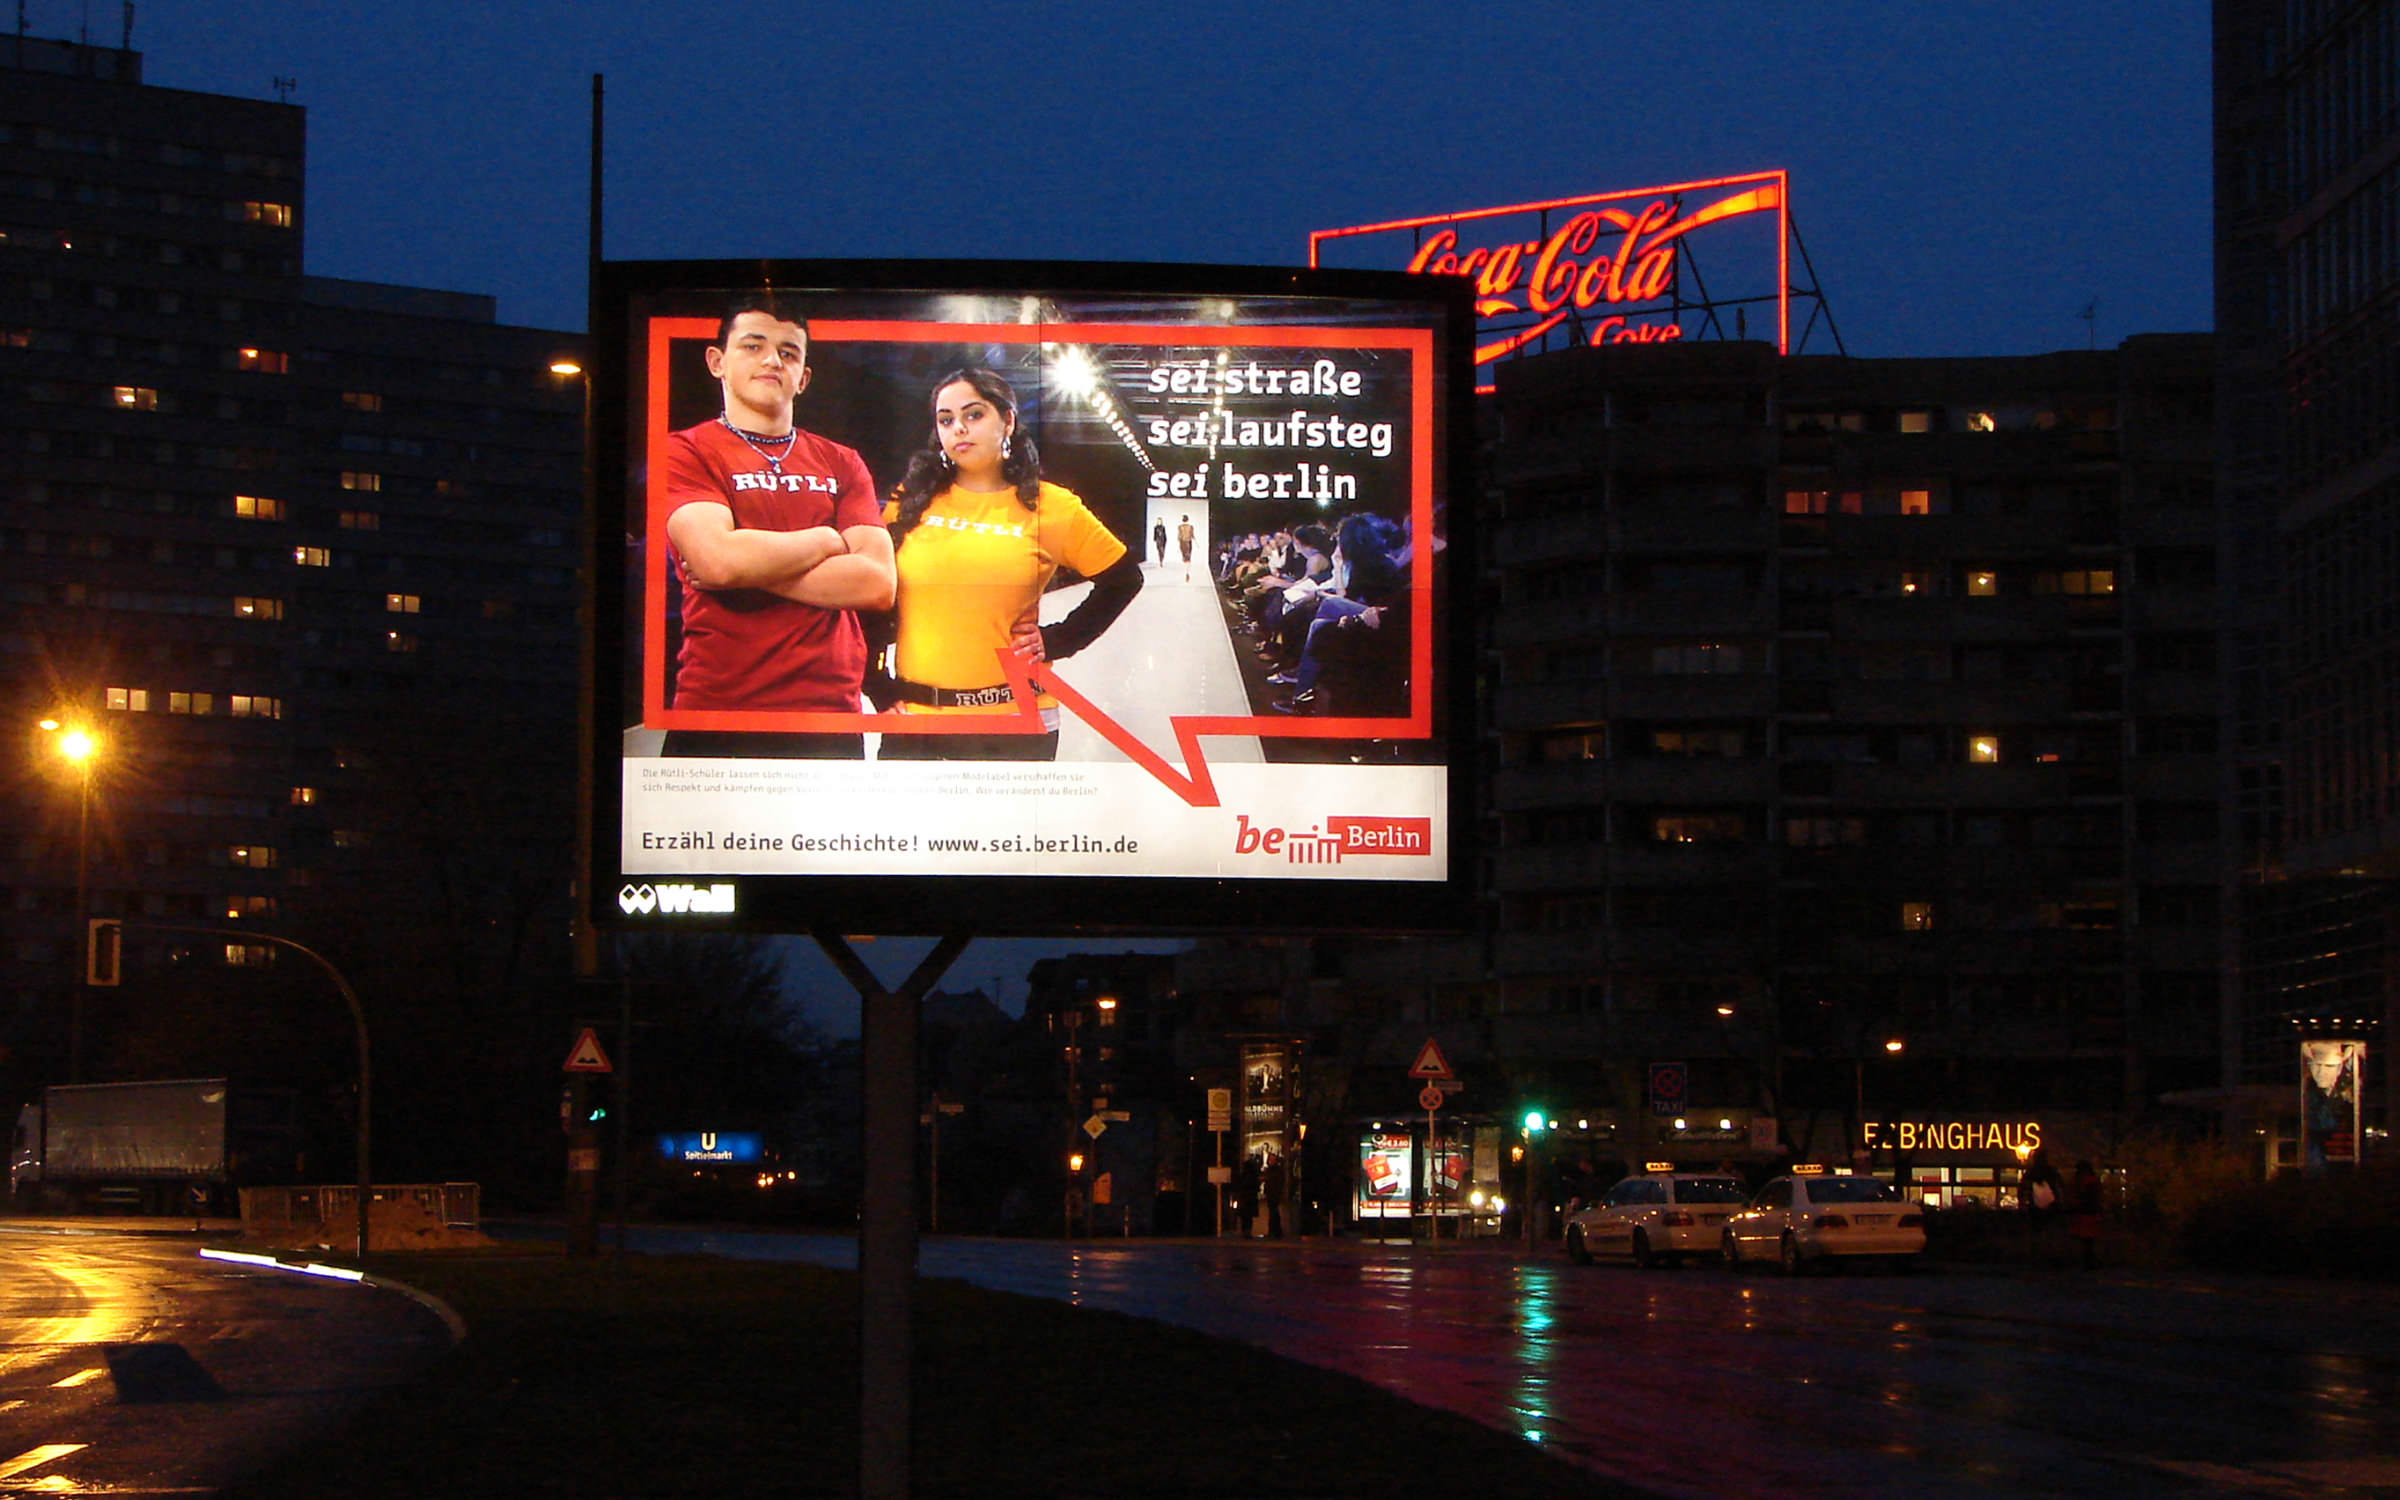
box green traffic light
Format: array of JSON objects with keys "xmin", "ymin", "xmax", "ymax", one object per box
[{"xmin": 1522, "ymin": 1109, "xmax": 1546, "ymax": 1133}]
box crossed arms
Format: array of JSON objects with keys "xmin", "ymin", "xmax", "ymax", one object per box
[{"xmin": 667, "ymin": 503, "xmax": 896, "ymax": 612}]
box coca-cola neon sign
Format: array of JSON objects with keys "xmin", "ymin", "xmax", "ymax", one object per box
[{"xmin": 1311, "ymin": 171, "xmax": 1791, "ymax": 380}]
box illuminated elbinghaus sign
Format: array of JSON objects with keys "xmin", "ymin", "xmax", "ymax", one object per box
[{"xmin": 1311, "ymin": 171, "xmax": 1804, "ymax": 386}]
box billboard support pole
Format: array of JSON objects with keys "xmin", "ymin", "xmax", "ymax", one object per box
[{"xmin": 814, "ymin": 931, "xmax": 971, "ymax": 1500}]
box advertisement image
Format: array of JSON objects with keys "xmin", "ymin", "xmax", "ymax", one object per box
[{"xmin": 595, "ymin": 265, "xmax": 1471, "ymax": 932}]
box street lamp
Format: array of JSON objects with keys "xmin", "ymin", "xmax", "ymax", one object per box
[
  {"xmin": 40, "ymin": 716, "xmax": 103, "ymax": 1082},
  {"xmin": 1856, "ymin": 1036, "xmax": 1904, "ymax": 1165}
]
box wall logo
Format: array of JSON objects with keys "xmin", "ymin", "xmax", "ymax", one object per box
[
  {"xmin": 1233, "ymin": 814, "xmax": 1431, "ymax": 864},
  {"xmin": 618, "ymin": 882, "xmax": 737, "ymax": 916}
]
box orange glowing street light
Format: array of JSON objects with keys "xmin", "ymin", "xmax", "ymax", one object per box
[{"xmin": 38, "ymin": 714, "xmax": 104, "ymax": 1080}]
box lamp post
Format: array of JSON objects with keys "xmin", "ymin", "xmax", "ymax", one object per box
[
  {"xmin": 40, "ymin": 717, "xmax": 101, "ymax": 1082},
  {"xmin": 1856, "ymin": 1036, "xmax": 1903, "ymax": 1166}
]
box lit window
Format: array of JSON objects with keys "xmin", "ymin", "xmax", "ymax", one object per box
[
  {"xmin": 232, "ymin": 494, "xmax": 284, "ymax": 520},
  {"xmin": 338, "ymin": 509, "xmax": 379, "ymax": 530},
  {"xmin": 1783, "ymin": 490, "xmax": 1828, "ymax": 516},
  {"xmin": 289, "ymin": 786, "xmax": 316, "ymax": 806},
  {"xmin": 386, "ymin": 631, "xmax": 417, "ymax": 653},
  {"xmin": 1967, "ymin": 571, "xmax": 1999, "ymax": 596},
  {"xmin": 293, "ymin": 546, "xmax": 329, "ymax": 567},
  {"xmin": 1900, "ymin": 902, "xmax": 1935, "ymax": 932},
  {"xmin": 1897, "ymin": 411, "xmax": 1933, "ymax": 434},
  {"xmin": 236, "ymin": 347, "xmax": 289, "ymax": 374},
  {"xmin": 105, "ymin": 686, "xmax": 149, "ymax": 711},
  {"xmin": 168, "ymin": 692, "xmax": 214, "ymax": 715},
  {"xmin": 1966, "ymin": 411, "xmax": 1996, "ymax": 432},
  {"xmin": 332, "ymin": 828, "xmax": 369, "ymax": 848},
  {"xmin": 339, "ymin": 471, "xmax": 380, "ymax": 492},
  {"xmin": 229, "ymin": 695, "xmax": 281, "ymax": 719},
  {"xmin": 228, "ymin": 844, "xmax": 277, "ymax": 868},
  {"xmin": 2037, "ymin": 569, "xmax": 2116, "ymax": 596},
  {"xmin": 1899, "ymin": 571, "xmax": 1933, "ymax": 595},
  {"xmin": 223, "ymin": 942, "xmax": 275, "ymax": 966},
  {"xmin": 242, "ymin": 201, "xmax": 294, "ymax": 227},
  {"xmin": 113, "ymin": 385, "xmax": 159, "ymax": 410},
  {"xmin": 1652, "ymin": 814, "xmax": 1745, "ymax": 843},
  {"xmin": 233, "ymin": 596, "xmax": 284, "ymax": 620},
  {"xmin": 1968, "ymin": 736, "xmax": 2001, "ymax": 764},
  {"xmin": 1899, "ymin": 489, "xmax": 1931, "ymax": 516},
  {"xmin": 340, "ymin": 391, "xmax": 382, "ymax": 412},
  {"xmin": 385, "ymin": 593, "xmax": 420, "ymax": 614}
]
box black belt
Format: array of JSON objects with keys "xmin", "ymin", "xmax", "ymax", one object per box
[{"xmin": 890, "ymin": 678, "xmax": 1021, "ymax": 710}]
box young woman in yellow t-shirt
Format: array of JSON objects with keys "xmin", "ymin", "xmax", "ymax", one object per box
[{"xmin": 874, "ymin": 367, "xmax": 1140, "ymax": 760}]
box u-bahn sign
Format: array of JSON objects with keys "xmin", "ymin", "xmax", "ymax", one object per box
[{"xmin": 1311, "ymin": 170, "xmax": 1798, "ymax": 386}]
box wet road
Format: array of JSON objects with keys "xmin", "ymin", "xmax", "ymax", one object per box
[
  {"xmin": 628, "ymin": 1227, "xmax": 2400, "ymax": 1498},
  {"xmin": 0, "ymin": 1228, "xmax": 452, "ymax": 1496}
]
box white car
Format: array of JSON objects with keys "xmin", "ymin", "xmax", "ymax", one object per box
[
  {"xmin": 1564, "ymin": 1173, "xmax": 1750, "ymax": 1268},
  {"xmin": 1721, "ymin": 1172, "xmax": 1926, "ymax": 1273}
]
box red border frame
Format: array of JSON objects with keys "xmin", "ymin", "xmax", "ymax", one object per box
[{"xmin": 638, "ymin": 317, "xmax": 1438, "ymax": 754}]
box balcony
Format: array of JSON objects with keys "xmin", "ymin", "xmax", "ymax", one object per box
[
  {"xmin": 1613, "ymin": 508, "xmax": 1777, "ymax": 552},
  {"xmin": 1494, "ymin": 675, "xmax": 1776, "ymax": 729},
  {"xmin": 1831, "ymin": 677, "xmax": 2069, "ymax": 722},
  {"xmin": 1493, "ymin": 758, "xmax": 1775, "ymax": 809},
  {"xmin": 2125, "ymin": 755, "xmax": 2218, "ymax": 800},
  {"xmin": 2123, "ymin": 590, "xmax": 2219, "ymax": 632},
  {"xmin": 1827, "ymin": 762, "xmax": 2073, "ymax": 804},
  {"xmin": 2124, "ymin": 671, "xmax": 2215, "ymax": 716}
]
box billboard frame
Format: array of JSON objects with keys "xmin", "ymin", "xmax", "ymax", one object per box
[{"xmin": 588, "ymin": 257, "xmax": 1480, "ymax": 937}]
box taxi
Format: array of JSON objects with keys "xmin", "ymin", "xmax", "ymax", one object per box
[{"xmin": 1721, "ymin": 1170, "xmax": 1926, "ymax": 1273}]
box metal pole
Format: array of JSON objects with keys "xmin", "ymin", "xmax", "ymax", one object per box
[
  {"xmin": 612, "ymin": 976, "xmax": 631, "ymax": 1256},
  {"xmin": 69, "ymin": 771, "xmax": 89, "ymax": 1084},
  {"xmin": 120, "ymin": 924, "xmax": 368, "ymax": 1259},
  {"xmin": 815, "ymin": 932, "xmax": 969, "ymax": 1500},
  {"xmin": 1212, "ymin": 1127, "xmax": 1223, "ymax": 1237}
]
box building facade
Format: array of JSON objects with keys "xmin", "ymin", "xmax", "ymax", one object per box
[
  {"xmin": 1180, "ymin": 333, "xmax": 2224, "ymax": 1224},
  {"xmin": 0, "ymin": 40, "xmax": 585, "ymax": 1181},
  {"xmin": 2215, "ymin": 0, "xmax": 2399, "ymax": 1138}
]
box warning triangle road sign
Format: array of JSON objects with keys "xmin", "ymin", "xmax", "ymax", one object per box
[
  {"xmin": 563, "ymin": 1027, "xmax": 613, "ymax": 1074},
  {"xmin": 1407, "ymin": 1038, "xmax": 1455, "ymax": 1080}
]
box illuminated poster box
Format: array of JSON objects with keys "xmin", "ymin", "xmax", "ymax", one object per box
[{"xmin": 590, "ymin": 261, "xmax": 1476, "ymax": 935}]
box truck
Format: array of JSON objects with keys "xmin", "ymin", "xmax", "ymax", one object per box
[{"xmin": 9, "ymin": 1078, "xmax": 309, "ymax": 1215}]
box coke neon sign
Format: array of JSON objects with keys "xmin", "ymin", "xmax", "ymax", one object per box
[{"xmin": 1311, "ymin": 171, "xmax": 1793, "ymax": 380}]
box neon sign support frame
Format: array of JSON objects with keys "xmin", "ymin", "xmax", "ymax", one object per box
[{"xmin": 1310, "ymin": 171, "xmax": 1846, "ymax": 389}]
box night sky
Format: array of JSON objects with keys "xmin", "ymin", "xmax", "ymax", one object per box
[
  {"xmin": 60, "ymin": 0, "xmax": 2215, "ymax": 1026},
  {"xmin": 112, "ymin": 0, "xmax": 2212, "ymax": 357}
]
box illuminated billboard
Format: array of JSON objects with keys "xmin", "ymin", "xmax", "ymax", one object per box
[
  {"xmin": 1311, "ymin": 171, "xmax": 1829, "ymax": 388},
  {"xmin": 590, "ymin": 261, "xmax": 1475, "ymax": 935}
]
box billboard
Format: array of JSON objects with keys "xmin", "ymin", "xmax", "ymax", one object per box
[
  {"xmin": 591, "ymin": 261, "xmax": 1475, "ymax": 934},
  {"xmin": 1310, "ymin": 171, "xmax": 1807, "ymax": 388}
]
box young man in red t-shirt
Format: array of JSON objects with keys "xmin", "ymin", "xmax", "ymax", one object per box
[{"xmin": 660, "ymin": 295, "xmax": 894, "ymax": 757}]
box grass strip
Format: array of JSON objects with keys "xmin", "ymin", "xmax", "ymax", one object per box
[{"xmin": 223, "ymin": 1246, "xmax": 1618, "ymax": 1499}]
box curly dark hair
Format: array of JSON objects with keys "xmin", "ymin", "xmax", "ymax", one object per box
[{"xmin": 889, "ymin": 367, "xmax": 1043, "ymax": 545}]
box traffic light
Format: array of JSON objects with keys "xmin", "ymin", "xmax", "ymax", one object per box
[
  {"xmin": 86, "ymin": 919, "xmax": 121, "ymax": 987},
  {"xmin": 1522, "ymin": 1108, "xmax": 1547, "ymax": 1135}
]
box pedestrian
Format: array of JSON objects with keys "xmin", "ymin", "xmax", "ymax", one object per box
[
  {"xmin": 1234, "ymin": 1150, "xmax": 1261, "ymax": 1238},
  {"xmin": 2068, "ymin": 1159, "xmax": 2103, "ymax": 1270},
  {"xmin": 2019, "ymin": 1147, "xmax": 2064, "ymax": 1261},
  {"xmin": 1261, "ymin": 1149, "xmax": 1287, "ymax": 1239}
]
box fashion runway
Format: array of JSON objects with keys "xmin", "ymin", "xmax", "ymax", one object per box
[{"xmin": 1043, "ymin": 560, "xmax": 1263, "ymax": 764}]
